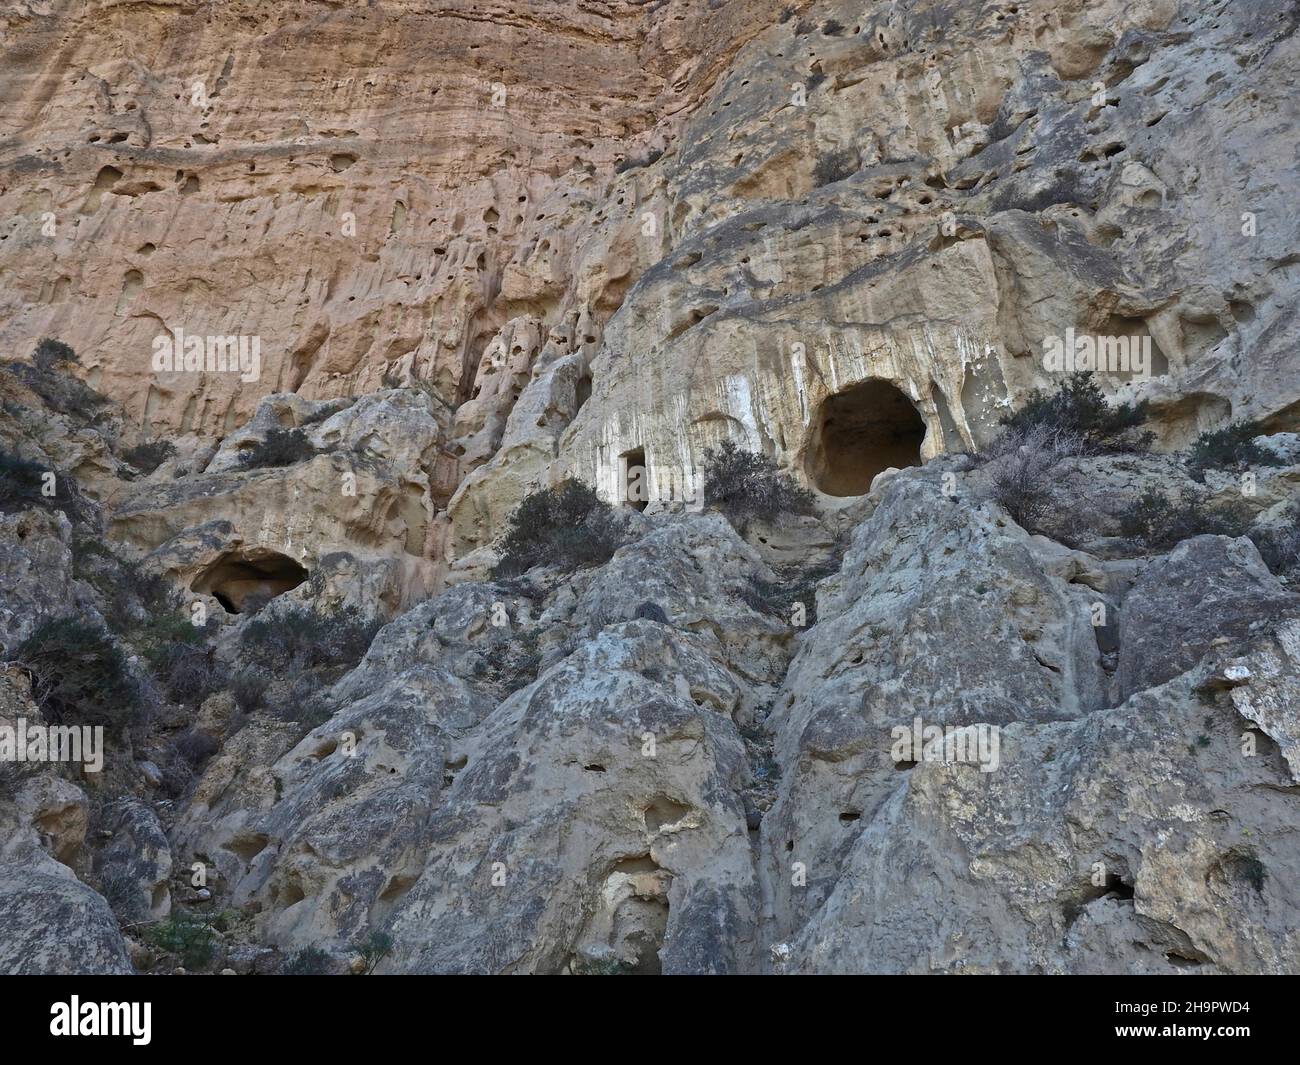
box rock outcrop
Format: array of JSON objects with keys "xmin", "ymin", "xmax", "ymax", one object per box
[{"xmin": 1, "ymin": 0, "xmax": 1299, "ymax": 976}]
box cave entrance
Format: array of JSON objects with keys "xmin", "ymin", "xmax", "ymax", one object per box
[
  {"xmin": 804, "ymin": 379, "xmax": 926, "ymax": 496},
  {"xmin": 191, "ymin": 548, "xmax": 309, "ymax": 614},
  {"xmin": 619, "ymin": 446, "xmax": 649, "ymax": 511}
]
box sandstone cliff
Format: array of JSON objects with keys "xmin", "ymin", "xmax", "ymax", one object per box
[{"xmin": 1, "ymin": 0, "xmax": 1299, "ymax": 975}]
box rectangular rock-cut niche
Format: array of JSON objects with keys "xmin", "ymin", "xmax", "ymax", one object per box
[{"xmin": 619, "ymin": 447, "xmax": 649, "ymax": 511}]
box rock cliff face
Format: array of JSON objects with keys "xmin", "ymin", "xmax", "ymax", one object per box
[{"xmin": 2, "ymin": 0, "xmax": 1300, "ymax": 975}]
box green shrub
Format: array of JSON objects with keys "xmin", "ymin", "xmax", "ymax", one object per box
[
  {"xmin": 572, "ymin": 957, "xmax": 634, "ymax": 975},
  {"xmin": 1117, "ymin": 487, "xmax": 1252, "ymax": 550},
  {"xmin": 240, "ymin": 605, "xmax": 380, "ymax": 672},
  {"xmin": 356, "ymin": 931, "xmax": 393, "ymax": 975},
  {"xmin": 0, "ymin": 449, "xmax": 87, "ymax": 521},
  {"xmin": 491, "ymin": 479, "xmax": 625, "ymax": 578},
  {"xmin": 1186, "ymin": 420, "xmax": 1283, "ymax": 482},
  {"xmin": 16, "ymin": 617, "xmax": 141, "ymax": 734},
  {"xmin": 121, "ymin": 439, "xmax": 176, "ymax": 475},
  {"xmin": 238, "ymin": 428, "xmax": 316, "ymax": 470},
  {"xmin": 144, "ymin": 913, "xmax": 215, "ymax": 969},
  {"xmin": 6, "ymin": 355, "xmax": 109, "ymax": 422},
  {"xmin": 701, "ymin": 439, "xmax": 816, "ymax": 532},
  {"xmin": 999, "ymin": 372, "xmax": 1151, "ymax": 453},
  {"xmin": 32, "ymin": 337, "xmax": 78, "ymax": 372}
]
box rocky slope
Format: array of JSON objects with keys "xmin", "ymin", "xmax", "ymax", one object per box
[{"xmin": 1, "ymin": 0, "xmax": 1299, "ymax": 974}]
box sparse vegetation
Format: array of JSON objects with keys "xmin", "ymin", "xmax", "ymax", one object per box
[
  {"xmin": 1117, "ymin": 487, "xmax": 1252, "ymax": 550},
  {"xmin": 812, "ymin": 147, "xmax": 857, "ymax": 187},
  {"xmin": 742, "ymin": 555, "xmax": 841, "ymax": 627},
  {"xmin": 229, "ymin": 668, "xmax": 272, "ymax": 713},
  {"xmin": 240, "ymin": 605, "xmax": 381, "ymax": 673},
  {"xmin": 144, "ymin": 913, "xmax": 215, "ymax": 969},
  {"xmin": 474, "ymin": 626, "xmax": 543, "ymax": 693},
  {"xmin": 986, "ymin": 423, "xmax": 1085, "ymax": 533},
  {"xmin": 280, "ymin": 947, "xmax": 333, "ymax": 975},
  {"xmin": 491, "ymin": 479, "xmax": 626, "ymax": 578},
  {"xmin": 1186, "ymin": 420, "xmax": 1283, "ymax": 483},
  {"xmin": 238, "ymin": 427, "xmax": 316, "ymax": 470},
  {"xmin": 0, "ymin": 449, "xmax": 87, "ymax": 521},
  {"xmin": 7, "ymin": 339, "xmax": 108, "ymax": 422},
  {"xmin": 998, "ymin": 372, "xmax": 1152, "ymax": 453},
  {"xmin": 32, "ymin": 337, "xmax": 78, "ymax": 372},
  {"xmin": 701, "ymin": 439, "xmax": 816, "ymax": 533},
  {"xmin": 356, "ymin": 931, "xmax": 394, "ymax": 975},
  {"xmin": 16, "ymin": 617, "xmax": 141, "ymax": 734},
  {"xmin": 121, "ymin": 439, "xmax": 176, "ymax": 475}
]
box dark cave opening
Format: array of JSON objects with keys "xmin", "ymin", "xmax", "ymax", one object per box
[
  {"xmin": 804, "ymin": 379, "xmax": 926, "ymax": 496},
  {"xmin": 191, "ymin": 548, "xmax": 309, "ymax": 614}
]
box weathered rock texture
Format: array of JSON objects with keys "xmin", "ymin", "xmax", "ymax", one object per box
[{"xmin": 2, "ymin": 0, "xmax": 1300, "ymax": 976}]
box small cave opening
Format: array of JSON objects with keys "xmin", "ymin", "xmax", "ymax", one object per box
[
  {"xmin": 804, "ymin": 379, "xmax": 926, "ymax": 496},
  {"xmin": 619, "ymin": 446, "xmax": 648, "ymax": 511},
  {"xmin": 574, "ymin": 371, "xmax": 592, "ymax": 414},
  {"xmin": 191, "ymin": 548, "xmax": 309, "ymax": 614}
]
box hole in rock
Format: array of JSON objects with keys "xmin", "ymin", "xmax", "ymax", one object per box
[
  {"xmin": 191, "ymin": 548, "xmax": 308, "ymax": 613},
  {"xmin": 644, "ymin": 796, "xmax": 690, "ymax": 832},
  {"xmin": 225, "ymin": 832, "xmax": 270, "ymax": 862},
  {"xmin": 804, "ymin": 379, "xmax": 925, "ymax": 495},
  {"xmin": 574, "ymin": 372, "xmax": 592, "ymax": 413},
  {"xmin": 619, "ymin": 446, "xmax": 648, "ymax": 511}
]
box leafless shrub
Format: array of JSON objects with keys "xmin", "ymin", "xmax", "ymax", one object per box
[{"xmin": 986, "ymin": 424, "xmax": 1087, "ymax": 532}]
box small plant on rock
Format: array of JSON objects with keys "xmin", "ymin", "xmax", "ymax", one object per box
[
  {"xmin": 701, "ymin": 439, "xmax": 816, "ymax": 533},
  {"xmin": 16, "ymin": 617, "xmax": 141, "ymax": 734},
  {"xmin": 812, "ymin": 147, "xmax": 857, "ymax": 187},
  {"xmin": 32, "ymin": 337, "xmax": 78, "ymax": 372},
  {"xmin": 1186, "ymin": 419, "xmax": 1283, "ymax": 483},
  {"xmin": 998, "ymin": 372, "xmax": 1152, "ymax": 453},
  {"xmin": 986, "ymin": 423, "xmax": 1085, "ymax": 533},
  {"xmin": 0, "ymin": 449, "xmax": 88, "ymax": 521},
  {"xmin": 356, "ymin": 931, "xmax": 394, "ymax": 975},
  {"xmin": 280, "ymin": 946, "xmax": 333, "ymax": 975},
  {"xmin": 121, "ymin": 439, "xmax": 176, "ymax": 475},
  {"xmin": 240, "ymin": 605, "xmax": 381, "ymax": 673},
  {"xmin": 144, "ymin": 913, "xmax": 215, "ymax": 969},
  {"xmin": 9, "ymin": 339, "xmax": 108, "ymax": 421},
  {"xmin": 492, "ymin": 479, "xmax": 626, "ymax": 578},
  {"xmin": 1117, "ymin": 487, "xmax": 1252, "ymax": 550},
  {"xmin": 238, "ymin": 427, "xmax": 316, "ymax": 470}
]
